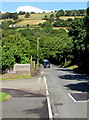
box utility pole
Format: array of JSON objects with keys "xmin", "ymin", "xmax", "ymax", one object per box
[{"xmin": 37, "ymin": 38, "xmax": 40, "ymax": 67}]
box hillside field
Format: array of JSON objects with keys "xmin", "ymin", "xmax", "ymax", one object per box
[{"xmin": 0, "ymin": 12, "xmax": 84, "ymax": 26}]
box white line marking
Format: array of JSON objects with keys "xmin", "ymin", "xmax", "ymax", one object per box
[
  {"xmin": 68, "ymin": 93, "xmax": 77, "ymax": 102},
  {"xmin": 54, "ymin": 114, "xmax": 59, "ymax": 116},
  {"xmin": 39, "ymin": 77, "xmax": 41, "ymax": 83},
  {"xmin": 44, "ymin": 76, "xmax": 46, "ymax": 84},
  {"xmin": 47, "ymin": 96, "xmax": 53, "ymax": 119},
  {"xmin": 68, "ymin": 93, "xmax": 89, "ymax": 102},
  {"xmin": 44, "ymin": 76, "xmax": 53, "ymax": 119}
]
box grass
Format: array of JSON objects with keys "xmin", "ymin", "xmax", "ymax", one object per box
[
  {"xmin": 0, "ymin": 92, "xmax": 11, "ymax": 102},
  {"xmin": 0, "ymin": 75, "xmax": 31, "ymax": 80},
  {"xmin": 67, "ymin": 65, "xmax": 78, "ymax": 69},
  {"xmin": 15, "ymin": 19, "xmax": 46, "ymax": 25},
  {"xmin": 16, "ymin": 14, "xmax": 84, "ymax": 25},
  {"xmin": 60, "ymin": 16, "xmax": 84, "ymax": 20},
  {"xmin": 19, "ymin": 12, "xmax": 56, "ymax": 20},
  {"xmin": 53, "ymin": 27, "xmax": 69, "ymax": 32}
]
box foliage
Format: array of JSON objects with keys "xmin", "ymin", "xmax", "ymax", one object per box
[
  {"xmin": 1, "ymin": 8, "xmax": 89, "ymax": 75},
  {"xmin": 68, "ymin": 8, "xmax": 89, "ymax": 74},
  {"xmin": 1, "ymin": 21, "xmax": 9, "ymax": 29},
  {"xmin": 56, "ymin": 10, "xmax": 65, "ymax": 17},
  {"xmin": 63, "ymin": 61, "xmax": 71, "ymax": 68},
  {"xmin": 2, "ymin": 26, "xmax": 73, "ymax": 72},
  {"xmin": 18, "ymin": 11, "xmax": 26, "ymax": 15},
  {"xmin": 25, "ymin": 12, "xmax": 30, "ymax": 18},
  {"xmin": 2, "ymin": 30, "xmax": 31, "ymax": 71},
  {"xmin": 41, "ymin": 22, "xmax": 53, "ymax": 28},
  {"xmin": 1, "ymin": 12, "xmax": 18, "ymax": 20},
  {"xmin": 12, "ymin": 13, "xmax": 18, "ymax": 20}
]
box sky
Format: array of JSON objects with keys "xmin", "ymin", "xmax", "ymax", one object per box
[{"xmin": 1, "ymin": 2, "xmax": 88, "ymax": 13}]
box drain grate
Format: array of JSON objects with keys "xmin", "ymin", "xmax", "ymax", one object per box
[{"xmin": 69, "ymin": 92, "xmax": 89, "ymax": 102}]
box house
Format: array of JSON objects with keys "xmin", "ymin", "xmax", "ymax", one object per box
[{"xmin": 9, "ymin": 24, "xmax": 23, "ymax": 28}]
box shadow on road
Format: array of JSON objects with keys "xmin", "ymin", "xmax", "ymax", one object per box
[
  {"xmin": 23, "ymin": 100, "xmax": 49, "ymax": 119},
  {"xmin": 1, "ymin": 88, "xmax": 46, "ymax": 97},
  {"xmin": 58, "ymin": 74, "xmax": 89, "ymax": 81},
  {"xmin": 64, "ymin": 82, "xmax": 89, "ymax": 92},
  {"xmin": 57, "ymin": 68, "xmax": 89, "ymax": 92}
]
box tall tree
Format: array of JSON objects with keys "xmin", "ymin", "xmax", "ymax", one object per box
[{"xmin": 25, "ymin": 12, "xmax": 30, "ymax": 18}]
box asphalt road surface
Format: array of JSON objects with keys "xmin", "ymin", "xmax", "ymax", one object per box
[
  {"xmin": 43, "ymin": 65, "xmax": 89, "ymax": 120},
  {"xmin": 1, "ymin": 76, "xmax": 49, "ymax": 120},
  {"xmin": 1, "ymin": 65, "xmax": 89, "ymax": 120}
]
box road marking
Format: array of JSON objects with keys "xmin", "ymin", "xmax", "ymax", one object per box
[
  {"xmin": 44, "ymin": 76, "xmax": 53, "ymax": 119},
  {"xmin": 54, "ymin": 114, "xmax": 59, "ymax": 116},
  {"xmin": 68, "ymin": 93, "xmax": 89, "ymax": 102},
  {"xmin": 39, "ymin": 77, "xmax": 41, "ymax": 83},
  {"xmin": 68, "ymin": 93, "xmax": 77, "ymax": 102}
]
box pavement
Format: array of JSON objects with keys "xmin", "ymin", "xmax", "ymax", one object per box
[{"xmin": 0, "ymin": 68, "xmax": 49, "ymax": 120}]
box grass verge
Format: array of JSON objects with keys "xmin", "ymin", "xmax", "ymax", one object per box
[
  {"xmin": 0, "ymin": 92, "xmax": 11, "ymax": 102},
  {"xmin": 67, "ymin": 65, "xmax": 78, "ymax": 69},
  {"xmin": 0, "ymin": 75, "xmax": 31, "ymax": 81}
]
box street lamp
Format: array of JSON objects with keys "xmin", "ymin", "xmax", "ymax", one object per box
[{"xmin": 37, "ymin": 38, "xmax": 40, "ymax": 67}]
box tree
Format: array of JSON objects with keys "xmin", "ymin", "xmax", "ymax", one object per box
[
  {"xmin": 25, "ymin": 12, "xmax": 30, "ymax": 18},
  {"xmin": 43, "ymin": 15, "xmax": 49, "ymax": 21},
  {"xmin": 19, "ymin": 11, "xmax": 26, "ymax": 15},
  {"xmin": 58, "ymin": 9, "xmax": 65, "ymax": 16},
  {"xmin": 2, "ymin": 30, "xmax": 31, "ymax": 71},
  {"xmin": 41, "ymin": 22, "xmax": 53, "ymax": 28},
  {"xmin": 65, "ymin": 10, "xmax": 74, "ymax": 16},
  {"xmin": 67, "ymin": 18, "xmax": 73, "ymax": 22},
  {"xmin": 2, "ymin": 12, "xmax": 10, "ymax": 19},
  {"xmin": 12, "ymin": 13, "xmax": 18, "ymax": 20},
  {"xmin": 56, "ymin": 12, "xmax": 61, "ymax": 18},
  {"xmin": 50, "ymin": 14, "xmax": 54, "ymax": 17},
  {"xmin": 45, "ymin": 15, "xmax": 48, "ymax": 18},
  {"xmin": 1, "ymin": 21, "xmax": 9, "ymax": 29},
  {"xmin": 27, "ymin": 24, "xmax": 30, "ymax": 27},
  {"xmin": 68, "ymin": 10, "xmax": 89, "ymax": 74}
]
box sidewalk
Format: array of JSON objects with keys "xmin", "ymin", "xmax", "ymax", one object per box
[{"xmin": 1, "ymin": 69, "xmax": 49, "ymax": 119}]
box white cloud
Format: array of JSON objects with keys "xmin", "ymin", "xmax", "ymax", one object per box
[
  {"xmin": 16, "ymin": 5, "xmax": 52, "ymax": 13},
  {"xmin": 1, "ymin": 11, "xmax": 5, "ymax": 13}
]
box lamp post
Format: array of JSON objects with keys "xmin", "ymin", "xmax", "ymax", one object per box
[{"xmin": 37, "ymin": 38, "xmax": 40, "ymax": 67}]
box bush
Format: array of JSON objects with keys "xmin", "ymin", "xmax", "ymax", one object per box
[{"xmin": 63, "ymin": 61, "xmax": 71, "ymax": 68}]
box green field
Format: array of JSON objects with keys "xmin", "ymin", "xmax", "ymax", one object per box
[
  {"xmin": 16, "ymin": 13, "xmax": 84, "ymax": 25},
  {"xmin": 0, "ymin": 12, "xmax": 84, "ymax": 26}
]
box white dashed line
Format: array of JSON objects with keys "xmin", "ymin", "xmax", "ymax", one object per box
[{"xmin": 44, "ymin": 76, "xmax": 53, "ymax": 119}]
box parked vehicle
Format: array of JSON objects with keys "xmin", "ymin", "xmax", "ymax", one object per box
[{"xmin": 43, "ymin": 60, "xmax": 50, "ymax": 68}]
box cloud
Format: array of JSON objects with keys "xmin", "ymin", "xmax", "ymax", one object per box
[
  {"xmin": 16, "ymin": 6, "xmax": 51, "ymax": 13},
  {"xmin": 0, "ymin": 11, "xmax": 5, "ymax": 13}
]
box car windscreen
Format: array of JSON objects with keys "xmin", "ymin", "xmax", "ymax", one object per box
[{"xmin": 44, "ymin": 61, "xmax": 50, "ymax": 64}]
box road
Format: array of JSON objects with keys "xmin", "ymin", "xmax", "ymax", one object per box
[
  {"xmin": 43, "ymin": 65, "xmax": 89, "ymax": 119},
  {"xmin": 1, "ymin": 76, "xmax": 49, "ymax": 119},
  {"xmin": 1, "ymin": 64, "xmax": 89, "ymax": 120}
]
